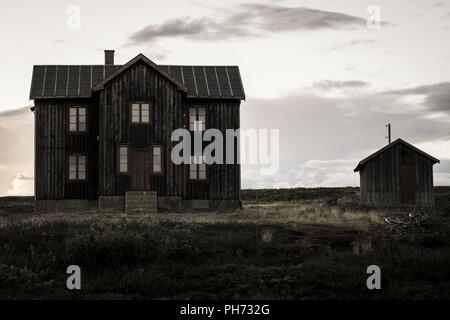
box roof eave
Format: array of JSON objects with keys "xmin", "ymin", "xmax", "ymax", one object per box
[{"xmin": 355, "ymin": 138, "xmax": 440, "ymax": 171}]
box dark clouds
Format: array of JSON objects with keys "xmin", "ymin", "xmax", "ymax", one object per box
[
  {"xmin": 126, "ymin": 4, "xmax": 374, "ymax": 45},
  {"xmin": 380, "ymin": 82, "xmax": 450, "ymax": 113}
]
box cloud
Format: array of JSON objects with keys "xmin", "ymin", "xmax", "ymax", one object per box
[
  {"xmin": 234, "ymin": 4, "xmax": 368, "ymax": 31},
  {"xmin": 6, "ymin": 172, "xmax": 34, "ymax": 196},
  {"xmin": 380, "ymin": 82, "xmax": 450, "ymax": 113},
  {"xmin": 242, "ymin": 159, "xmax": 359, "ymax": 188},
  {"xmin": 0, "ymin": 105, "xmax": 34, "ymax": 196},
  {"xmin": 126, "ymin": 4, "xmax": 380, "ymax": 45},
  {"xmin": 0, "ymin": 105, "xmax": 32, "ymax": 117},
  {"xmin": 313, "ymin": 80, "xmax": 369, "ymax": 90}
]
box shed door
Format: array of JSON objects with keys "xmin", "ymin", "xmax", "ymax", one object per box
[
  {"xmin": 131, "ymin": 149, "xmax": 151, "ymax": 191},
  {"xmin": 400, "ymin": 164, "xmax": 416, "ymax": 205}
]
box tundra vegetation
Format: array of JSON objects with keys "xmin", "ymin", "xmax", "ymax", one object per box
[{"xmin": 0, "ymin": 187, "xmax": 449, "ymax": 299}]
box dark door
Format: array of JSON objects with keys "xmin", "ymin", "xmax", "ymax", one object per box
[
  {"xmin": 131, "ymin": 149, "xmax": 151, "ymax": 191},
  {"xmin": 400, "ymin": 164, "xmax": 416, "ymax": 205}
]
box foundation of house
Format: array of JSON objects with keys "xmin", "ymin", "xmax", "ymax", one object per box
[{"xmin": 35, "ymin": 197, "xmax": 241, "ymax": 213}]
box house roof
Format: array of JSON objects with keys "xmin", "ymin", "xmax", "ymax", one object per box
[
  {"xmin": 29, "ymin": 54, "xmax": 246, "ymax": 100},
  {"xmin": 354, "ymin": 138, "xmax": 440, "ymax": 172},
  {"xmin": 91, "ymin": 54, "xmax": 188, "ymax": 93}
]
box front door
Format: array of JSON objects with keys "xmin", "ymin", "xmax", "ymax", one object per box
[
  {"xmin": 400, "ymin": 164, "xmax": 416, "ymax": 205},
  {"xmin": 131, "ymin": 149, "xmax": 151, "ymax": 191}
]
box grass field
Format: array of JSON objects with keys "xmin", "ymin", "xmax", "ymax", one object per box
[{"xmin": 0, "ymin": 187, "xmax": 450, "ymax": 299}]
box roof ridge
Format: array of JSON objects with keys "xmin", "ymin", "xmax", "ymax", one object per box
[{"xmin": 354, "ymin": 138, "xmax": 440, "ymax": 172}]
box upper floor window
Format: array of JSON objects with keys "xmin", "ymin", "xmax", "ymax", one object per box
[
  {"xmin": 117, "ymin": 145, "xmax": 129, "ymax": 174},
  {"xmin": 68, "ymin": 154, "xmax": 87, "ymax": 181},
  {"xmin": 69, "ymin": 106, "xmax": 87, "ymax": 133},
  {"xmin": 152, "ymin": 145, "xmax": 163, "ymax": 174},
  {"xmin": 130, "ymin": 102, "xmax": 151, "ymax": 124},
  {"xmin": 189, "ymin": 107, "xmax": 206, "ymax": 131},
  {"xmin": 189, "ymin": 155, "xmax": 206, "ymax": 180}
]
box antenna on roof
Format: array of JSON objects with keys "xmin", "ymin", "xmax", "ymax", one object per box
[{"xmin": 385, "ymin": 123, "xmax": 391, "ymax": 144}]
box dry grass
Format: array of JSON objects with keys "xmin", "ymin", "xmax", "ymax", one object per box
[
  {"xmin": 0, "ymin": 200, "xmax": 386, "ymax": 231},
  {"xmin": 352, "ymin": 238, "xmax": 372, "ymax": 255},
  {"xmin": 260, "ymin": 228, "xmax": 274, "ymax": 243}
]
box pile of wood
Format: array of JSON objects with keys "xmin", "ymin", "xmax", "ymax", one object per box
[{"xmin": 384, "ymin": 208, "xmax": 437, "ymax": 234}]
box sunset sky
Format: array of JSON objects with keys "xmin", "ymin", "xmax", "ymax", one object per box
[{"xmin": 1, "ymin": 0, "xmax": 450, "ymax": 195}]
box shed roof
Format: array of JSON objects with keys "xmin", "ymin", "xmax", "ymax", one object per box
[
  {"xmin": 354, "ymin": 138, "xmax": 440, "ymax": 172},
  {"xmin": 29, "ymin": 54, "xmax": 245, "ymax": 100}
]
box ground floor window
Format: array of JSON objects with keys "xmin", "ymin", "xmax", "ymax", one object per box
[
  {"xmin": 189, "ymin": 155, "xmax": 206, "ymax": 180},
  {"xmin": 152, "ymin": 145, "xmax": 163, "ymax": 174},
  {"xmin": 117, "ymin": 145, "xmax": 130, "ymax": 174},
  {"xmin": 68, "ymin": 154, "xmax": 87, "ymax": 181}
]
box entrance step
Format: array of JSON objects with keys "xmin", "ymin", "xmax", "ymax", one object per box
[{"xmin": 125, "ymin": 191, "xmax": 157, "ymax": 213}]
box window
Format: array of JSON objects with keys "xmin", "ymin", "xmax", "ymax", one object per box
[
  {"xmin": 68, "ymin": 154, "xmax": 87, "ymax": 181},
  {"xmin": 189, "ymin": 155, "xmax": 206, "ymax": 180},
  {"xmin": 189, "ymin": 107, "xmax": 206, "ymax": 131},
  {"xmin": 152, "ymin": 145, "xmax": 163, "ymax": 174},
  {"xmin": 69, "ymin": 106, "xmax": 87, "ymax": 133},
  {"xmin": 117, "ymin": 145, "xmax": 129, "ymax": 174},
  {"xmin": 130, "ymin": 102, "xmax": 151, "ymax": 124}
]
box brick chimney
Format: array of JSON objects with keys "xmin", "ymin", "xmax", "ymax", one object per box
[{"xmin": 104, "ymin": 50, "xmax": 115, "ymax": 65}]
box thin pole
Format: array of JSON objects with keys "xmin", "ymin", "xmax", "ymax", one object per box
[{"xmin": 386, "ymin": 123, "xmax": 391, "ymax": 144}]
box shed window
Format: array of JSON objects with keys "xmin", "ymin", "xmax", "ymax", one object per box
[
  {"xmin": 130, "ymin": 102, "xmax": 151, "ymax": 124},
  {"xmin": 117, "ymin": 145, "xmax": 129, "ymax": 174},
  {"xmin": 69, "ymin": 106, "xmax": 87, "ymax": 132},
  {"xmin": 189, "ymin": 107, "xmax": 206, "ymax": 131},
  {"xmin": 189, "ymin": 155, "xmax": 206, "ymax": 180},
  {"xmin": 68, "ymin": 154, "xmax": 87, "ymax": 181},
  {"xmin": 152, "ymin": 145, "xmax": 163, "ymax": 174}
]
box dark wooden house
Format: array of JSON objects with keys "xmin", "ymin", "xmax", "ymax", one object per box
[
  {"xmin": 29, "ymin": 51, "xmax": 245, "ymax": 212},
  {"xmin": 354, "ymin": 138, "xmax": 439, "ymax": 207}
]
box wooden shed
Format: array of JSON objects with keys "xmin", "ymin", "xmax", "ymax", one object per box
[{"xmin": 354, "ymin": 138, "xmax": 439, "ymax": 207}]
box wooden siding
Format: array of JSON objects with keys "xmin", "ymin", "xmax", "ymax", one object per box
[
  {"xmin": 34, "ymin": 98, "xmax": 98, "ymax": 200},
  {"xmin": 359, "ymin": 143, "xmax": 435, "ymax": 207},
  {"xmin": 97, "ymin": 60, "xmax": 185, "ymax": 197},
  {"xmin": 185, "ymin": 99, "xmax": 241, "ymax": 200}
]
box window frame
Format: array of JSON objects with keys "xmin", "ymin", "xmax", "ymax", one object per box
[
  {"xmin": 188, "ymin": 106, "xmax": 207, "ymax": 132},
  {"xmin": 129, "ymin": 101, "xmax": 152, "ymax": 125},
  {"xmin": 67, "ymin": 104, "xmax": 88, "ymax": 134},
  {"xmin": 116, "ymin": 144, "xmax": 131, "ymax": 175},
  {"xmin": 187, "ymin": 155, "xmax": 208, "ymax": 182},
  {"xmin": 67, "ymin": 153, "xmax": 88, "ymax": 183},
  {"xmin": 151, "ymin": 144, "xmax": 164, "ymax": 175}
]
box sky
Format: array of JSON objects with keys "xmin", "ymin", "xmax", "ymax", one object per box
[{"xmin": 0, "ymin": 0, "xmax": 450, "ymax": 195}]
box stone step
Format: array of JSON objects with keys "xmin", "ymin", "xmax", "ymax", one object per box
[
  {"xmin": 126, "ymin": 204, "xmax": 157, "ymax": 209},
  {"xmin": 126, "ymin": 200, "xmax": 157, "ymax": 207},
  {"xmin": 126, "ymin": 196, "xmax": 157, "ymax": 202},
  {"xmin": 125, "ymin": 191, "xmax": 157, "ymax": 213}
]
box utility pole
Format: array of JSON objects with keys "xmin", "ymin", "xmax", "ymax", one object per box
[{"xmin": 386, "ymin": 123, "xmax": 391, "ymax": 144}]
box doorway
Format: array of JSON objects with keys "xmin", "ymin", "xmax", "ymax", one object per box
[
  {"xmin": 131, "ymin": 148, "xmax": 151, "ymax": 191},
  {"xmin": 399, "ymin": 164, "xmax": 416, "ymax": 205}
]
